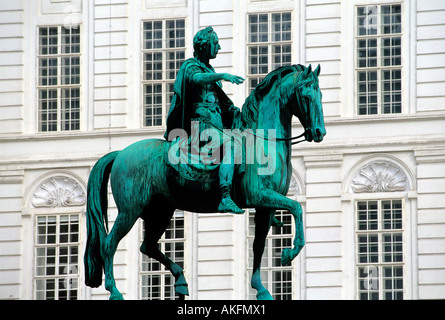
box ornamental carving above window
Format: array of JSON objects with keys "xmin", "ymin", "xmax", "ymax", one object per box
[
  {"xmin": 287, "ymin": 175, "xmax": 299, "ymax": 197},
  {"xmin": 351, "ymin": 161, "xmax": 408, "ymax": 193},
  {"xmin": 32, "ymin": 176, "xmax": 86, "ymax": 208}
]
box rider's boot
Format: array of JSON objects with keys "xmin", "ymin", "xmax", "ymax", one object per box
[{"xmin": 218, "ymin": 185, "xmax": 244, "ymax": 214}]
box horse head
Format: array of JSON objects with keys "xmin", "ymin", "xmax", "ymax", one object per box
[{"xmin": 291, "ymin": 64, "xmax": 326, "ymax": 143}]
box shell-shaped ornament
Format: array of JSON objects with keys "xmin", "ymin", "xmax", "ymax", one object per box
[
  {"xmin": 351, "ymin": 161, "xmax": 408, "ymax": 193},
  {"xmin": 32, "ymin": 176, "xmax": 86, "ymax": 208}
]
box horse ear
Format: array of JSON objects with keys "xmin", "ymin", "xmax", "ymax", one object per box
[
  {"xmin": 315, "ymin": 64, "xmax": 321, "ymax": 77},
  {"xmin": 307, "ymin": 64, "xmax": 312, "ymax": 74}
]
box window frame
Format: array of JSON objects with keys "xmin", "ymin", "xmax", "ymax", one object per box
[
  {"xmin": 141, "ymin": 18, "xmax": 186, "ymax": 128},
  {"xmin": 36, "ymin": 25, "xmax": 82, "ymax": 132},
  {"xmin": 354, "ymin": 3, "xmax": 404, "ymax": 116},
  {"xmin": 34, "ymin": 212, "xmax": 81, "ymax": 300},
  {"xmin": 355, "ymin": 198, "xmax": 406, "ymax": 300},
  {"xmin": 246, "ymin": 11, "xmax": 293, "ymax": 93}
]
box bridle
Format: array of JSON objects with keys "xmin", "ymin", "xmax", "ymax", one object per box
[{"xmin": 276, "ymin": 77, "xmax": 316, "ymax": 145}]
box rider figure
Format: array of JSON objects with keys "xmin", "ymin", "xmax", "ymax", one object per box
[{"xmin": 164, "ymin": 26, "xmax": 245, "ymax": 215}]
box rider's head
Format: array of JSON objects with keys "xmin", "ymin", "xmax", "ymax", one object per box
[{"xmin": 193, "ymin": 26, "xmax": 220, "ymax": 59}]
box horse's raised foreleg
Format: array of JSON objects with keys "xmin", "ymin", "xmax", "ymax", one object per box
[
  {"xmin": 257, "ymin": 188, "xmax": 305, "ymax": 266},
  {"xmin": 140, "ymin": 207, "xmax": 189, "ymax": 298},
  {"xmin": 251, "ymin": 209, "xmax": 274, "ymax": 300},
  {"xmin": 102, "ymin": 210, "xmax": 140, "ymax": 300}
]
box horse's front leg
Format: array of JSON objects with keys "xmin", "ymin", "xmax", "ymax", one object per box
[
  {"xmin": 251, "ymin": 209, "xmax": 274, "ymax": 300},
  {"xmin": 257, "ymin": 188, "xmax": 305, "ymax": 266}
]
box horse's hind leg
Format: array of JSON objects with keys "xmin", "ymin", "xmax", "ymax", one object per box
[
  {"xmin": 251, "ymin": 209, "xmax": 274, "ymax": 300},
  {"xmin": 140, "ymin": 206, "xmax": 189, "ymax": 298},
  {"xmin": 103, "ymin": 209, "xmax": 140, "ymax": 300}
]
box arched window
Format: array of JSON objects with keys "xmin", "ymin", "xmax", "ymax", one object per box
[
  {"xmin": 344, "ymin": 157, "xmax": 416, "ymax": 300},
  {"xmin": 29, "ymin": 174, "xmax": 86, "ymax": 300}
]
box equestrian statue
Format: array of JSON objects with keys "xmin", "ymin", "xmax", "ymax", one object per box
[{"xmin": 84, "ymin": 26, "xmax": 326, "ymax": 300}]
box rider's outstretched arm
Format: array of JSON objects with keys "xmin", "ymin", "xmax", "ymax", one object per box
[{"xmin": 192, "ymin": 73, "xmax": 244, "ymax": 86}]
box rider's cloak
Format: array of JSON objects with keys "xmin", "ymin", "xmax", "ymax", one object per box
[{"xmin": 164, "ymin": 58, "xmax": 240, "ymax": 140}]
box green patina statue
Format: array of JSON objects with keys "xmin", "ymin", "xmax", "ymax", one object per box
[
  {"xmin": 164, "ymin": 26, "xmax": 245, "ymax": 214},
  {"xmin": 84, "ymin": 26, "xmax": 326, "ymax": 300}
]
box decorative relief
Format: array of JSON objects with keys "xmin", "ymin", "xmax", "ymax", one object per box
[
  {"xmin": 351, "ymin": 161, "xmax": 408, "ymax": 193},
  {"xmin": 32, "ymin": 176, "xmax": 86, "ymax": 208},
  {"xmin": 287, "ymin": 175, "xmax": 299, "ymax": 196}
]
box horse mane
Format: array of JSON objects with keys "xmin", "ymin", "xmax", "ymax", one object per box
[{"xmin": 237, "ymin": 64, "xmax": 305, "ymax": 130}]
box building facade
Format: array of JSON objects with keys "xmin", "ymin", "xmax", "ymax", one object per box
[{"xmin": 0, "ymin": 0, "xmax": 444, "ymax": 300}]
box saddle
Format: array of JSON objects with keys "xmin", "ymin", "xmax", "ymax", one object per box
[{"xmin": 165, "ymin": 137, "xmax": 245, "ymax": 192}]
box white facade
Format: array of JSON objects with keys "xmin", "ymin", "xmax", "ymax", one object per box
[{"xmin": 0, "ymin": 0, "xmax": 444, "ymax": 300}]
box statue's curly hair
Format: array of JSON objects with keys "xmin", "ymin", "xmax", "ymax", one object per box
[{"xmin": 193, "ymin": 26, "xmax": 215, "ymax": 57}]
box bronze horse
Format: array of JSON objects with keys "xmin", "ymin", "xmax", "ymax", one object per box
[{"xmin": 84, "ymin": 64, "xmax": 326, "ymax": 300}]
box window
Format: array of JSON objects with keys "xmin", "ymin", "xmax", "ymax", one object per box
[
  {"xmin": 356, "ymin": 4, "xmax": 402, "ymax": 115},
  {"xmin": 38, "ymin": 26, "xmax": 81, "ymax": 132},
  {"xmin": 35, "ymin": 214, "xmax": 80, "ymax": 300},
  {"xmin": 247, "ymin": 12, "xmax": 292, "ymax": 92},
  {"xmin": 247, "ymin": 210, "xmax": 294, "ymax": 300},
  {"xmin": 140, "ymin": 211, "xmax": 185, "ymax": 300},
  {"xmin": 356, "ymin": 200, "xmax": 404, "ymax": 300},
  {"xmin": 142, "ymin": 19, "xmax": 186, "ymax": 127}
]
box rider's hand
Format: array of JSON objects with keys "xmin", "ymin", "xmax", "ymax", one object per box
[{"xmin": 223, "ymin": 74, "xmax": 245, "ymax": 85}]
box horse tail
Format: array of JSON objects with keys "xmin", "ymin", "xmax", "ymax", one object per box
[{"xmin": 84, "ymin": 151, "xmax": 120, "ymax": 287}]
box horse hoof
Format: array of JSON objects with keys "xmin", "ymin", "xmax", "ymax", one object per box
[
  {"xmin": 175, "ymin": 284, "xmax": 189, "ymax": 296},
  {"xmin": 272, "ymin": 217, "xmax": 284, "ymax": 228},
  {"xmin": 256, "ymin": 290, "xmax": 273, "ymax": 300},
  {"xmin": 109, "ymin": 292, "xmax": 124, "ymax": 300}
]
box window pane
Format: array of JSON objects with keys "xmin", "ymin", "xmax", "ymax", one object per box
[
  {"xmin": 144, "ymin": 52, "xmax": 163, "ymax": 81},
  {"xmin": 382, "ymin": 69, "xmax": 402, "ymax": 114},
  {"xmin": 166, "ymin": 51, "xmax": 185, "ymax": 80},
  {"xmin": 62, "ymin": 27, "xmax": 80, "ymax": 54},
  {"xmin": 357, "ymin": 71, "xmax": 378, "ymax": 115},
  {"xmin": 61, "ymin": 88, "xmax": 80, "ymax": 131},
  {"xmin": 382, "ymin": 5, "xmax": 402, "ymax": 34},
  {"xmin": 271, "ymin": 12, "xmax": 291, "ymax": 42},
  {"xmin": 166, "ymin": 19, "xmax": 185, "ymax": 48},
  {"xmin": 272, "ymin": 44, "xmax": 291, "ymax": 70},
  {"xmin": 382, "ymin": 37, "xmax": 401, "ymax": 66},
  {"xmin": 357, "ymin": 6, "xmax": 377, "ymax": 36},
  {"xmin": 39, "ymin": 58, "xmax": 58, "ymax": 86},
  {"xmin": 249, "ymin": 46, "xmax": 268, "ymax": 75},
  {"xmin": 272, "ymin": 270, "xmax": 292, "ymax": 300},
  {"xmin": 249, "ymin": 14, "xmax": 268, "ymax": 43},
  {"xmin": 358, "ymin": 266, "xmax": 379, "ymax": 299},
  {"xmin": 144, "ymin": 83, "xmax": 163, "ymax": 127},
  {"xmin": 61, "ymin": 57, "xmax": 80, "ymax": 85},
  {"xmin": 39, "ymin": 27, "xmax": 58, "ymax": 55},
  {"xmin": 144, "ymin": 21, "xmax": 163, "ymax": 49},
  {"xmin": 358, "ymin": 234, "xmax": 379, "ymax": 263},
  {"xmin": 383, "ymin": 266, "xmax": 403, "ymax": 300},
  {"xmin": 382, "ymin": 200, "xmax": 403, "ymax": 229},
  {"xmin": 357, "ymin": 201, "xmax": 378, "ymax": 230},
  {"xmin": 383, "ymin": 233, "xmax": 403, "ymax": 263}
]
